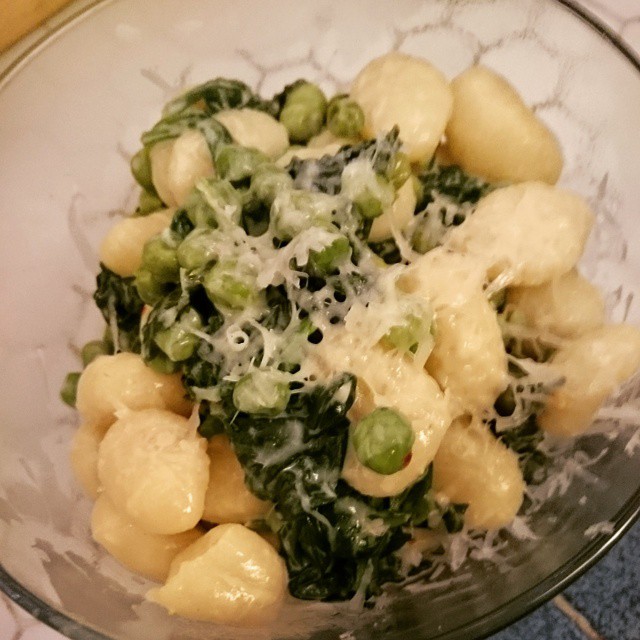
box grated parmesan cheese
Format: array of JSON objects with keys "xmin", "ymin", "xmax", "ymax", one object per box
[{"xmin": 584, "ymin": 521, "xmax": 615, "ymax": 539}]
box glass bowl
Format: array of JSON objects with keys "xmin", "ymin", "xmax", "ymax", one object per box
[{"xmin": 1, "ymin": 0, "xmax": 639, "ymax": 638}]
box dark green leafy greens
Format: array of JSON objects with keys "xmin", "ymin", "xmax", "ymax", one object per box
[
  {"xmin": 365, "ymin": 159, "xmax": 493, "ymax": 263},
  {"xmin": 415, "ymin": 159, "xmax": 493, "ymax": 211},
  {"xmin": 492, "ymin": 415, "xmax": 548, "ymax": 485},
  {"xmin": 286, "ymin": 127, "xmax": 401, "ymax": 196},
  {"xmin": 409, "ymin": 160, "xmax": 494, "ymax": 255},
  {"xmin": 141, "ymin": 112, "xmax": 231, "ymax": 158},
  {"xmin": 488, "ymin": 358, "xmax": 562, "ymax": 485},
  {"xmin": 162, "ymin": 78, "xmax": 279, "ymax": 119},
  {"xmin": 93, "ymin": 266, "xmax": 144, "ymax": 352},
  {"xmin": 219, "ymin": 370, "xmax": 465, "ymax": 600},
  {"xmin": 142, "ymin": 78, "xmax": 276, "ymax": 150}
]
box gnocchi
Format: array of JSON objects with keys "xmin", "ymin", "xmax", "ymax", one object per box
[
  {"xmin": 97, "ymin": 408, "xmax": 210, "ymax": 534},
  {"xmin": 399, "ymin": 248, "xmax": 508, "ymax": 413},
  {"xmin": 148, "ymin": 524, "xmax": 288, "ymax": 625},
  {"xmin": 446, "ymin": 181, "xmax": 594, "ymax": 286},
  {"xmin": 314, "ymin": 328, "xmax": 451, "ymax": 498},
  {"xmin": 99, "ymin": 209, "xmax": 173, "ymax": 277},
  {"xmin": 150, "ymin": 129, "xmax": 215, "ymax": 207},
  {"xmin": 202, "ymin": 434, "xmax": 271, "ymax": 524},
  {"xmin": 351, "ymin": 52, "xmax": 453, "ymax": 162},
  {"xmin": 506, "ymin": 269, "xmax": 605, "ymax": 339},
  {"xmin": 427, "ymin": 293, "xmax": 508, "ymax": 415},
  {"xmin": 76, "ymin": 352, "xmax": 192, "ymax": 431},
  {"xmin": 91, "ymin": 494, "xmax": 203, "ymax": 582},
  {"xmin": 70, "ymin": 422, "xmax": 103, "ymax": 499},
  {"xmin": 399, "ymin": 247, "xmax": 487, "ymax": 309},
  {"xmin": 539, "ymin": 325, "xmax": 640, "ymax": 437},
  {"xmin": 445, "ymin": 65, "xmax": 563, "ymax": 184},
  {"xmin": 214, "ymin": 108, "xmax": 289, "ymax": 159},
  {"xmin": 433, "ymin": 416, "xmax": 525, "ymax": 530}
]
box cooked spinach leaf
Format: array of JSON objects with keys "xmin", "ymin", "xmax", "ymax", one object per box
[
  {"xmin": 221, "ymin": 373, "xmax": 355, "ymax": 507},
  {"xmin": 415, "ymin": 159, "xmax": 492, "ymax": 210},
  {"xmin": 141, "ymin": 114, "xmax": 231, "ymax": 159},
  {"xmin": 280, "ymin": 467, "xmax": 466, "ymax": 600},
  {"xmin": 488, "ymin": 358, "xmax": 561, "ymax": 484},
  {"xmin": 219, "ymin": 369, "xmax": 465, "ymax": 601},
  {"xmin": 162, "ymin": 78, "xmax": 279, "ymax": 120},
  {"xmin": 93, "ymin": 265, "xmax": 144, "ymax": 353},
  {"xmin": 140, "ymin": 78, "xmax": 278, "ymax": 166},
  {"xmin": 406, "ymin": 162, "xmax": 493, "ymax": 254},
  {"xmin": 286, "ymin": 128, "xmax": 401, "ymax": 196},
  {"xmin": 366, "ymin": 159, "xmax": 493, "ymax": 261},
  {"xmin": 368, "ymin": 237, "xmax": 402, "ymax": 265},
  {"xmin": 491, "ymin": 415, "xmax": 549, "ymax": 485}
]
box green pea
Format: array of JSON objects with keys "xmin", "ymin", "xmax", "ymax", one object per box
[
  {"xmin": 81, "ymin": 340, "xmax": 110, "ymax": 367},
  {"xmin": 352, "ymin": 174, "xmax": 396, "ymax": 220},
  {"xmin": 197, "ymin": 410, "xmax": 226, "ymax": 439},
  {"xmin": 279, "ymin": 82, "xmax": 327, "ymax": 143},
  {"xmin": 233, "ymin": 370, "xmax": 290, "ymax": 415},
  {"xmin": 280, "ymin": 103, "xmax": 324, "ymax": 144},
  {"xmin": 386, "ymin": 152, "xmax": 413, "ymax": 189},
  {"xmin": 250, "ymin": 164, "xmax": 294, "ymax": 206},
  {"xmin": 352, "ymin": 407, "xmax": 414, "ymax": 475},
  {"xmin": 185, "ymin": 178, "xmax": 243, "ymax": 228},
  {"xmin": 278, "ymin": 318, "xmax": 315, "ymax": 367},
  {"xmin": 203, "ymin": 259, "xmax": 259, "ymax": 309},
  {"xmin": 136, "ymin": 190, "xmax": 164, "ymax": 216},
  {"xmin": 130, "ymin": 147, "xmax": 155, "ymax": 193},
  {"xmin": 384, "ymin": 312, "xmax": 434, "ymax": 355},
  {"xmin": 308, "ymin": 236, "xmax": 352, "ymax": 275},
  {"xmin": 215, "ymin": 144, "xmax": 269, "ymax": 184},
  {"xmin": 353, "ymin": 191, "xmax": 384, "ymax": 220},
  {"xmin": 177, "ymin": 228, "xmax": 225, "ymax": 270},
  {"xmin": 144, "ymin": 352, "xmax": 180, "ymax": 375},
  {"xmin": 60, "ymin": 372, "xmax": 81, "ymax": 407},
  {"xmin": 341, "ymin": 161, "xmax": 395, "ymax": 220},
  {"xmin": 326, "ymin": 94, "xmax": 365, "ymax": 138},
  {"xmin": 134, "ymin": 268, "xmax": 169, "ymax": 306},
  {"xmin": 287, "ymin": 82, "xmax": 327, "ymax": 109},
  {"xmin": 140, "ymin": 236, "xmax": 180, "ymax": 283},
  {"xmin": 271, "ymin": 189, "xmax": 339, "ymax": 240},
  {"xmin": 154, "ymin": 308, "xmax": 202, "ymax": 361}
]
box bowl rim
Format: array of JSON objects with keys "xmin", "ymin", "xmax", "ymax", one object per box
[{"xmin": 0, "ymin": 0, "xmax": 639, "ymax": 638}]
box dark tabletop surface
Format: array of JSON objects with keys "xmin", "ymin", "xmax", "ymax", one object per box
[{"xmin": 491, "ymin": 520, "xmax": 640, "ymax": 640}]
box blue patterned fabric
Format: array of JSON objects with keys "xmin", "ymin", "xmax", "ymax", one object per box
[{"xmin": 492, "ymin": 521, "xmax": 640, "ymax": 640}]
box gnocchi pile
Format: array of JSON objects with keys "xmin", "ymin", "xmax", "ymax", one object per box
[{"xmin": 62, "ymin": 52, "xmax": 640, "ymax": 626}]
